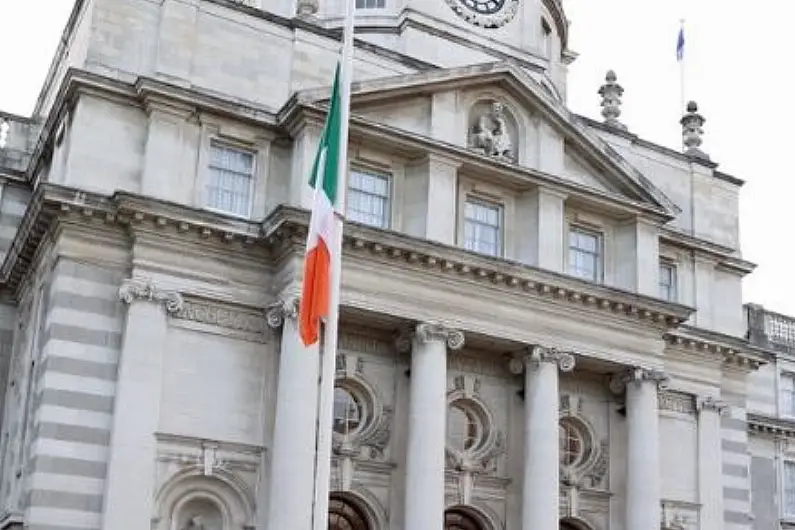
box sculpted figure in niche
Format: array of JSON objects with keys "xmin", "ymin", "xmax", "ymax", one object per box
[{"xmin": 470, "ymin": 101, "xmax": 515, "ymax": 161}]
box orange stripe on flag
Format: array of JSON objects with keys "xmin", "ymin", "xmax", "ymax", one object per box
[{"xmin": 299, "ymin": 238, "xmax": 331, "ymax": 346}]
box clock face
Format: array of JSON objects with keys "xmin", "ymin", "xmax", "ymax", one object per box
[
  {"xmin": 459, "ymin": 0, "xmax": 506, "ymax": 15},
  {"xmin": 445, "ymin": 0, "xmax": 519, "ymax": 28}
]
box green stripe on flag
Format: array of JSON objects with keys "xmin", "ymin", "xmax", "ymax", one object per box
[{"xmin": 309, "ymin": 62, "xmax": 342, "ymax": 208}]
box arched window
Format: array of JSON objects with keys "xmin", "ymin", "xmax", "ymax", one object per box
[
  {"xmin": 328, "ymin": 496, "xmax": 370, "ymax": 530},
  {"xmin": 444, "ymin": 508, "xmax": 485, "ymax": 530}
]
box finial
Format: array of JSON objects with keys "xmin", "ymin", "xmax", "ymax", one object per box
[
  {"xmin": 295, "ymin": 0, "xmax": 319, "ymax": 16},
  {"xmin": 680, "ymin": 100, "xmax": 709, "ymax": 160},
  {"xmin": 598, "ymin": 70, "xmax": 626, "ymax": 130},
  {"xmin": 0, "ymin": 119, "xmax": 9, "ymax": 149}
]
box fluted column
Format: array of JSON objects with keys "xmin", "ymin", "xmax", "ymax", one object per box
[
  {"xmin": 102, "ymin": 278, "xmax": 183, "ymax": 530},
  {"xmin": 611, "ymin": 367, "xmax": 668, "ymax": 530},
  {"xmin": 510, "ymin": 346, "xmax": 575, "ymax": 530},
  {"xmin": 265, "ymin": 297, "xmax": 320, "ymax": 530},
  {"xmin": 697, "ymin": 396, "xmax": 728, "ymax": 530},
  {"xmin": 401, "ymin": 322, "xmax": 465, "ymax": 530}
]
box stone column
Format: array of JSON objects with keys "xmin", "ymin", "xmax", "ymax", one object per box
[
  {"xmin": 264, "ymin": 297, "xmax": 320, "ymax": 530},
  {"xmin": 697, "ymin": 396, "xmax": 728, "ymax": 530},
  {"xmin": 611, "ymin": 367, "xmax": 668, "ymax": 530},
  {"xmin": 102, "ymin": 278, "xmax": 183, "ymax": 530},
  {"xmin": 402, "ymin": 322, "xmax": 465, "ymax": 530},
  {"xmin": 510, "ymin": 346, "xmax": 575, "ymax": 530}
]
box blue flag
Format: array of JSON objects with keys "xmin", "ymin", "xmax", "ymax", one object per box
[{"xmin": 676, "ymin": 27, "xmax": 685, "ymax": 61}]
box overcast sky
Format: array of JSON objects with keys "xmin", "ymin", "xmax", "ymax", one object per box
[{"xmin": 1, "ymin": 1, "xmax": 792, "ymax": 316}]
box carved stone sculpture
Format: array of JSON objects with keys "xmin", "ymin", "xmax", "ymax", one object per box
[
  {"xmin": 680, "ymin": 100, "xmax": 709, "ymax": 160},
  {"xmin": 470, "ymin": 102, "xmax": 515, "ymax": 160},
  {"xmin": 598, "ymin": 70, "xmax": 626, "ymax": 130}
]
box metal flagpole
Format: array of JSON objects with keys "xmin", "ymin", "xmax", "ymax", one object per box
[
  {"xmin": 311, "ymin": 0, "xmax": 355, "ymax": 528},
  {"xmin": 678, "ymin": 19, "xmax": 686, "ymax": 124}
]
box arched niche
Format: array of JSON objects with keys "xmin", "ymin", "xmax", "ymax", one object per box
[
  {"xmin": 466, "ymin": 99, "xmax": 520, "ymax": 163},
  {"xmin": 560, "ymin": 515, "xmax": 597, "ymax": 530},
  {"xmin": 153, "ymin": 469, "xmax": 255, "ymax": 530}
]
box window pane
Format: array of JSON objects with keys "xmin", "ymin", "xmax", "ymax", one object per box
[
  {"xmin": 568, "ymin": 228, "xmax": 601, "ymax": 282},
  {"xmin": 463, "ymin": 199, "xmax": 502, "ymax": 257},
  {"xmin": 786, "ymin": 462, "xmax": 795, "ymax": 516},
  {"xmin": 207, "ymin": 142, "xmax": 254, "ymax": 217},
  {"xmin": 347, "ymin": 170, "xmax": 390, "ymax": 228}
]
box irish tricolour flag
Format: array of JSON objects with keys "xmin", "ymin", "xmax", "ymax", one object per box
[{"xmin": 298, "ymin": 64, "xmax": 344, "ymax": 347}]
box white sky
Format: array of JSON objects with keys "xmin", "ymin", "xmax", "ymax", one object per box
[{"xmin": 1, "ymin": 1, "xmax": 792, "ymax": 316}]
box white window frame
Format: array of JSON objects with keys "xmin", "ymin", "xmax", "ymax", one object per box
[
  {"xmin": 204, "ymin": 140, "xmax": 257, "ymax": 219},
  {"xmin": 783, "ymin": 460, "xmax": 795, "ymax": 518},
  {"xmin": 346, "ymin": 168, "xmax": 392, "ymax": 229},
  {"xmin": 540, "ymin": 18, "xmax": 552, "ymax": 58},
  {"xmin": 568, "ymin": 226, "xmax": 603, "ymax": 283},
  {"xmin": 659, "ymin": 260, "xmax": 678, "ymax": 302},
  {"xmin": 781, "ymin": 372, "xmax": 795, "ymax": 419},
  {"xmin": 355, "ymin": 0, "xmax": 387, "ymax": 9},
  {"xmin": 462, "ymin": 196, "xmax": 504, "ymax": 258}
]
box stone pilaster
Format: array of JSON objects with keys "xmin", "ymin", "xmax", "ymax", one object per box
[
  {"xmin": 264, "ymin": 296, "xmax": 320, "ymax": 530},
  {"xmin": 510, "ymin": 346, "xmax": 575, "ymax": 530},
  {"xmin": 102, "ymin": 278, "xmax": 183, "ymax": 530},
  {"xmin": 697, "ymin": 396, "xmax": 729, "ymax": 530},
  {"xmin": 400, "ymin": 322, "xmax": 464, "ymax": 530},
  {"xmin": 610, "ymin": 367, "xmax": 668, "ymax": 530}
]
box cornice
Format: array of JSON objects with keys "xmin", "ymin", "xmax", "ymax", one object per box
[
  {"xmin": 660, "ymin": 228, "xmax": 756, "ymax": 275},
  {"xmin": 747, "ymin": 413, "xmax": 795, "ymax": 438},
  {"xmin": 665, "ymin": 325, "xmax": 772, "ymax": 371},
  {"xmin": 263, "ymin": 206, "xmax": 693, "ymax": 331}
]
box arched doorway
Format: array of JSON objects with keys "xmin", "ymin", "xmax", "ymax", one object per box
[
  {"xmin": 328, "ymin": 494, "xmax": 370, "ymax": 530},
  {"xmin": 444, "ymin": 507, "xmax": 485, "ymax": 530},
  {"xmin": 560, "ymin": 522, "xmax": 580, "ymax": 530}
]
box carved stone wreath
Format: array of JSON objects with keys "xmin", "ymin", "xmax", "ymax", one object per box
[
  {"xmin": 444, "ymin": 388, "xmax": 504, "ymax": 474},
  {"xmin": 558, "ymin": 394, "xmax": 608, "ymax": 489},
  {"xmin": 444, "ymin": 0, "xmax": 520, "ymax": 28},
  {"xmin": 332, "ymin": 371, "xmax": 392, "ymax": 461}
]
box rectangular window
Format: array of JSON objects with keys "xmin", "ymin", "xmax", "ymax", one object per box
[
  {"xmin": 782, "ymin": 373, "xmax": 795, "ymax": 418},
  {"xmin": 356, "ymin": 0, "xmax": 385, "ymax": 8},
  {"xmin": 659, "ymin": 262, "xmax": 677, "ymax": 301},
  {"xmin": 568, "ymin": 227, "xmax": 602, "ymax": 282},
  {"xmin": 785, "ymin": 461, "xmax": 795, "ymax": 516},
  {"xmin": 463, "ymin": 198, "xmax": 502, "ymax": 257},
  {"xmin": 346, "ymin": 170, "xmax": 390, "ymax": 228},
  {"xmin": 207, "ymin": 142, "xmax": 255, "ymax": 217}
]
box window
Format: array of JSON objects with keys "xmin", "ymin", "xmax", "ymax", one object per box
[
  {"xmin": 568, "ymin": 227, "xmax": 602, "ymax": 282},
  {"xmin": 206, "ymin": 142, "xmax": 255, "ymax": 217},
  {"xmin": 463, "ymin": 198, "xmax": 502, "ymax": 257},
  {"xmin": 541, "ymin": 19, "xmax": 552, "ymax": 57},
  {"xmin": 782, "ymin": 373, "xmax": 795, "ymax": 417},
  {"xmin": 447, "ymin": 403, "xmax": 482, "ymax": 453},
  {"xmin": 347, "ymin": 170, "xmax": 390, "ymax": 228},
  {"xmin": 659, "ymin": 262, "xmax": 677, "ymax": 301},
  {"xmin": 355, "ymin": 0, "xmax": 385, "ymax": 8},
  {"xmin": 785, "ymin": 461, "xmax": 795, "ymax": 517},
  {"xmin": 333, "ymin": 387, "xmax": 363, "ymax": 435}
]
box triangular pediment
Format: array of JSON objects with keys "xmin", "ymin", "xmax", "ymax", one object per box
[{"xmin": 291, "ymin": 62, "xmax": 679, "ymax": 216}]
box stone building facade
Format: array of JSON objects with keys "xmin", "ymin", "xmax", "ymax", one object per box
[{"xmin": 0, "ymin": 0, "xmax": 772, "ymax": 529}]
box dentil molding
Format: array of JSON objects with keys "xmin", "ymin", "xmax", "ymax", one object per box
[{"xmin": 118, "ymin": 278, "xmax": 183, "ymax": 313}]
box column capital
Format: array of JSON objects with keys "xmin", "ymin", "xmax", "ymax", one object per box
[
  {"xmin": 696, "ymin": 396, "xmax": 730, "ymax": 416},
  {"xmin": 609, "ymin": 366, "xmax": 669, "ymax": 394},
  {"xmin": 118, "ymin": 278, "xmax": 183, "ymax": 314},
  {"xmin": 265, "ymin": 297, "xmax": 299, "ymax": 329},
  {"xmin": 396, "ymin": 321, "xmax": 465, "ymax": 352},
  {"xmin": 508, "ymin": 345, "xmax": 575, "ymax": 374}
]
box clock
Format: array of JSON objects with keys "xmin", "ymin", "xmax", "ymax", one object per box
[{"xmin": 445, "ymin": 0, "xmax": 519, "ymax": 28}]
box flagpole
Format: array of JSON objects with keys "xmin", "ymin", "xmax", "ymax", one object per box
[
  {"xmin": 311, "ymin": 0, "xmax": 355, "ymax": 528},
  {"xmin": 678, "ymin": 19, "xmax": 686, "ymax": 131}
]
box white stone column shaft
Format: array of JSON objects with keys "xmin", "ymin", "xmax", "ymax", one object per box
[
  {"xmin": 622, "ymin": 368, "xmax": 667, "ymax": 530},
  {"xmin": 403, "ymin": 322, "xmax": 464, "ymax": 530},
  {"xmin": 265, "ymin": 298, "xmax": 320, "ymax": 530},
  {"xmin": 102, "ymin": 278, "xmax": 183, "ymax": 530},
  {"xmin": 512, "ymin": 346, "xmax": 575, "ymax": 530},
  {"xmin": 697, "ymin": 396, "xmax": 727, "ymax": 530}
]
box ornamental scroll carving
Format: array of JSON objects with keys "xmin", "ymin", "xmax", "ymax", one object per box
[
  {"xmin": 264, "ymin": 297, "xmax": 298, "ymax": 329},
  {"xmin": 509, "ymin": 345, "xmax": 576, "ymax": 374},
  {"xmin": 609, "ymin": 367, "xmax": 669, "ymax": 394},
  {"xmin": 118, "ymin": 278, "xmax": 183, "ymax": 314},
  {"xmin": 396, "ymin": 322, "xmax": 466, "ymax": 352}
]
